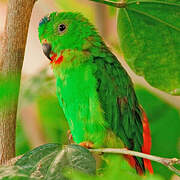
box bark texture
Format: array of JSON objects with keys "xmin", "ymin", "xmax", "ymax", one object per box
[{"xmin": 0, "ymin": 0, "xmax": 36, "ymax": 164}]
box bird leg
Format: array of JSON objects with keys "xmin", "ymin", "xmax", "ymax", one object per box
[
  {"xmin": 67, "ymin": 130, "xmax": 93, "ymax": 148},
  {"xmin": 67, "ymin": 130, "xmax": 74, "ymax": 143},
  {"xmin": 79, "ymin": 141, "xmax": 94, "ymax": 149}
]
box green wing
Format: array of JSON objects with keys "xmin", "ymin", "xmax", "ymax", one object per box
[{"xmin": 93, "ymin": 51, "xmax": 145, "ymax": 171}]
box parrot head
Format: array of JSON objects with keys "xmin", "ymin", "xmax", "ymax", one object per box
[{"xmin": 38, "ymin": 12, "xmax": 101, "ymax": 63}]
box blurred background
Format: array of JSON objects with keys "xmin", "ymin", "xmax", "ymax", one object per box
[{"xmin": 0, "ymin": 0, "xmax": 180, "ymax": 179}]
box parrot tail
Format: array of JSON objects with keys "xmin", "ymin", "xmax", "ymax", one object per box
[
  {"xmin": 141, "ymin": 108, "xmax": 153, "ymax": 174},
  {"xmin": 124, "ymin": 107, "xmax": 153, "ymax": 175}
]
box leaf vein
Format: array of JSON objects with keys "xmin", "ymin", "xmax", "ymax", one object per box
[
  {"xmin": 123, "ymin": 8, "xmax": 139, "ymax": 46},
  {"xmin": 127, "ymin": 7, "xmax": 180, "ymax": 32}
]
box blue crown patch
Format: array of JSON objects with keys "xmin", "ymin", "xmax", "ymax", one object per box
[{"xmin": 39, "ymin": 16, "xmax": 50, "ymax": 26}]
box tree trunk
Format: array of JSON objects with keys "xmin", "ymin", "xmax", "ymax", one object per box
[{"xmin": 0, "ymin": 0, "xmax": 36, "ymax": 164}]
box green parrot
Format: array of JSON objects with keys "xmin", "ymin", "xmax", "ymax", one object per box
[{"xmin": 38, "ymin": 12, "xmax": 153, "ymax": 174}]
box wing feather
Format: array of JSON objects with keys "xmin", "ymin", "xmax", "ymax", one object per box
[{"xmin": 92, "ymin": 52, "xmax": 145, "ymax": 172}]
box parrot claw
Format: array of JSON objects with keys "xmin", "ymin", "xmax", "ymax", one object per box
[
  {"xmin": 79, "ymin": 141, "xmax": 94, "ymax": 149},
  {"xmin": 67, "ymin": 130, "xmax": 74, "ymax": 143}
]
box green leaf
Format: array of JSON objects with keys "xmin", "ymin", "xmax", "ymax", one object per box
[
  {"xmin": 46, "ymin": 144, "xmax": 96, "ymax": 179},
  {"xmin": 135, "ymin": 85, "xmax": 180, "ymax": 179},
  {"xmin": 16, "ymin": 143, "xmax": 61, "ymax": 178},
  {"xmin": 117, "ymin": 0, "xmax": 180, "ymax": 95},
  {"xmin": 14, "ymin": 144, "xmax": 96, "ymax": 179},
  {"xmin": 0, "ymin": 166, "xmax": 30, "ymax": 180}
]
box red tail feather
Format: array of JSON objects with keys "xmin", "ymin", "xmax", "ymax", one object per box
[
  {"xmin": 141, "ymin": 109, "xmax": 153, "ymax": 174},
  {"xmin": 124, "ymin": 108, "xmax": 153, "ymax": 174},
  {"xmin": 124, "ymin": 154, "xmax": 144, "ymax": 175}
]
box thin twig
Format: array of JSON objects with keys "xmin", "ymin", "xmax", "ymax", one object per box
[
  {"xmin": 89, "ymin": 148, "xmax": 180, "ymax": 176},
  {"xmin": 90, "ymin": 0, "xmax": 126, "ymax": 8}
]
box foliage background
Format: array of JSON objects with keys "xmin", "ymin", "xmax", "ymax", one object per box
[{"xmin": 0, "ymin": 0, "xmax": 179, "ymax": 179}]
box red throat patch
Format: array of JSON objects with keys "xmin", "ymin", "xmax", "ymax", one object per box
[
  {"xmin": 50, "ymin": 54, "xmax": 57, "ymax": 62},
  {"xmin": 55, "ymin": 55, "xmax": 63, "ymax": 64},
  {"xmin": 50, "ymin": 52, "xmax": 64, "ymax": 65}
]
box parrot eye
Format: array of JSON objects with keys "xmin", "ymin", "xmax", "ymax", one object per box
[{"xmin": 58, "ymin": 24, "xmax": 66, "ymax": 33}]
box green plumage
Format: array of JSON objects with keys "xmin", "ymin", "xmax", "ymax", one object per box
[{"xmin": 39, "ymin": 12, "xmax": 145, "ymax": 172}]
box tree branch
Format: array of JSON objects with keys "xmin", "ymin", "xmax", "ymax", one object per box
[
  {"xmin": 90, "ymin": 0, "xmax": 126, "ymax": 8},
  {"xmin": 89, "ymin": 148, "xmax": 180, "ymax": 176},
  {"xmin": 0, "ymin": 0, "xmax": 36, "ymax": 164}
]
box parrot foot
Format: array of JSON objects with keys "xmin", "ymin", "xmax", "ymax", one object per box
[
  {"xmin": 67, "ymin": 130, "xmax": 74, "ymax": 143},
  {"xmin": 79, "ymin": 141, "xmax": 94, "ymax": 149}
]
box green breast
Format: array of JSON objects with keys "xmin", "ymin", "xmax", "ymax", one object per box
[{"xmin": 54, "ymin": 54, "xmax": 108, "ymax": 147}]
